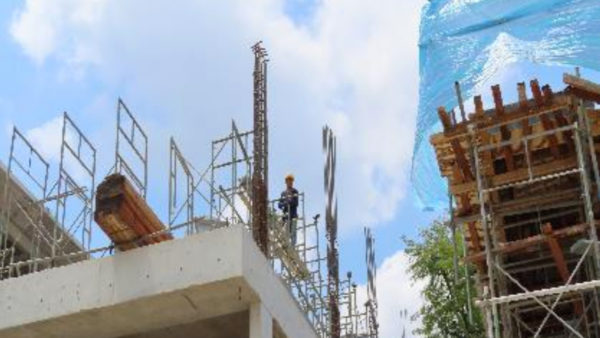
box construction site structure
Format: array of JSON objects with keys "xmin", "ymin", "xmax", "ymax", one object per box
[
  {"xmin": 431, "ymin": 70, "xmax": 600, "ymax": 337},
  {"xmin": 0, "ymin": 42, "xmax": 379, "ymax": 338}
]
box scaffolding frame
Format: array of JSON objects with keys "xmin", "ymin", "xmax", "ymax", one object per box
[
  {"xmin": 168, "ymin": 137, "xmax": 195, "ymax": 235},
  {"xmin": 0, "ymin": 127, "xmax": 50, "ymax": 278},
  {"xmin": 114, "ymin": 98, "xmax": 148, "ymax": 199},
  {"xmin": 208, "ymin": 120, "xmax": 253, "ymax": 225},
  {"xmin": 269, "ymin": 194, "xmax": 330, "ymax": 337},
  {"xmin": 52, "ymin": 112, "xmax": 96, "ymax": 259}
]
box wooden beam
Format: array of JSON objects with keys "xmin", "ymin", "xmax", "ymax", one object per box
[
  {"xmin": 542, "ymin": 223, "xmax": 584, "ymax": 315},
  {"xmin": 467, "ymin": 221, "xmax": 482, "ymax": 253},
  {"xmin": 531, "ymin": 79, "xmax": 545, "ymax": 106},
  {"xmin": 466, "ymin": 222, "xmax": 594, "ymax": 263},
  {"xmin": 438, "ymin": 106, "xmax": 453, "ymax": 131},
  {"xmin": 474, "ymin": 95, "xmax": 484, "ymax": 119},
  {"xmin": 95, "ymin": 174, "xmax": 173, "ymax": 251},
  {"xmin": 541, "ymin": 223, "xmax": 569, "ymax": 281},
  {"xmin": 450, "ymin": 156, "xmax": 578, "ymax": 196},
  {"xmin": 465, "ymin": 220, "xmax": 485, "ymax": 273},
  {"xmin": 541, "ymin": 84, "xmax": 554, "ymax": 105},
  {"xmin": 517, "ymin": 82, "xmax": 529, "ymax": 111},
  {"xmin": 564, "ymin": 73, "xmax": 600, "ymax": 103},
  {"xmin": 531, "ymin": 80, "xmax": 561, "ymax": 159},
  {"xmin": 544, "ymin": 84, "xmax": 574, "ymax": 151},
  {"xmin": 492, "ymin": 84, "xmax": 515, "ymax": 171},
  {"xmin": 492, "ymin": 84, "xmax": 505, "ymax": 116},
  {"xmin": 439, "ymin": 107, "xmax": 474, "ymax": 182}
]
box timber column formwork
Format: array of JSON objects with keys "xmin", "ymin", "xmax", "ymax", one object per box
[{"xmin": 431, "ymin": 72, "xmax": 600, "ymax": 337}]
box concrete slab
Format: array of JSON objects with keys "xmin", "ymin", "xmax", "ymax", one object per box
[{"xmin": 0, "ymin": 225, "xmax": 317, "ymax": 338}]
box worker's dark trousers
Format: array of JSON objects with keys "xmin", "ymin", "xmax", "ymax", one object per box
[{"xmin": 286, "ymin": 218, "xmax": 297, "ymax": 247}]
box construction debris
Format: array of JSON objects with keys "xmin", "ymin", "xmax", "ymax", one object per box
[{"xmin": 94, "ymin": 174, "xmax": 173, "ymax": 251}]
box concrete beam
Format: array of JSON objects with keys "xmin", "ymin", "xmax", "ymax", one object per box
[{"xmin": 249, "ymin": 302, "xmax": 272, "ymax": 338}]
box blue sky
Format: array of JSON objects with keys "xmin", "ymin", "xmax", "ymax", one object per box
[{"xmin": 3, "ymin": 1, "xmax": 599, "ymax": 336}]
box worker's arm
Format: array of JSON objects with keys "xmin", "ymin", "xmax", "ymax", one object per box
[
  {"xmin": 277, "ymin": 191, "xmax": 286, "ymax": 210},
  {"xmin": 291, "ymin": 189, "xmax": 299, "ymax": 208}
]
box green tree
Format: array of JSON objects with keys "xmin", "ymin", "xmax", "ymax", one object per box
[{"xmin": 403, "ymin": 219, "xmax": 485, "ymax": 337}]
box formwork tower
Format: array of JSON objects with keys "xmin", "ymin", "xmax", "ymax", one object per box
[
  {"xmin": 431, "ymin": 72, "xmax": 600, "ymax": 337},
  {"xmin": 252, "ymin": 42, "xmax": 269, "ymax": 256}
]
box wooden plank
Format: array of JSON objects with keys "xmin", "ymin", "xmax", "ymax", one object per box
[
  {"xmin": 450, "ymin": 156, "xmax": 578, "ymax": 196},
  {"xmin": 564, "ymin": 73, "xmax": 600, "ymax": 103},
  {"xmin": 466, "ymin": 222, "xmax": 593, "ymax": 263},
  {"xmin": 95, "ymin": 174, "xmax": 173, "ymax": 251}
]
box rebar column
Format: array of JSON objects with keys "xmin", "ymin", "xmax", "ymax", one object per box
[
  {"xmin": 251, "ymin": 42, "xmax": 269, "ymax": 256},
  {"xmin": 323, "ymin": 125, "xmax": 340, "ymax": 338}
]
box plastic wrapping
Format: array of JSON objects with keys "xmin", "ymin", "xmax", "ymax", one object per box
[{"xmin": 413, "ymin": 0, "xmax": 600, "ymax": 208}]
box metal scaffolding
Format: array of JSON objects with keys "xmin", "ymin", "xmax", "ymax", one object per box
[
  {"xmin": 52, "ymin": 112, "xmax": 96, "ymax": 259},
  {"xmin": 114, "ymin": 99, "xmax": 148, "ymax": 199},
  {"xmin": 208, "ymin": 120, "xmax": 253, "ymax": 225},
  {"xmin": 0, "ymin": 128, "xmax": 51, "ymax": 278},
  {"xmin": 168, "ymin": 137, "xmax": 195, "ymax": 236}
]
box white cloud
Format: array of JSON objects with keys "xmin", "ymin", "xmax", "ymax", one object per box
[
  {"xmin": 355, "ymin": 250, "xmax": 425, "ymax": 337},
  {"xmin": 25, "ymin": 116, "xmax": 64, "ymax": 161},
  {"xmin": 9, "ymin": 0, "xmax": 106, "ymax": 65},
  {"xmin": 9, "ymin": 0, "xmax": 426, "ymax": 233}
]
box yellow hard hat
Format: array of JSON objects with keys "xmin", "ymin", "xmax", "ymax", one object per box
[{"xmin": 285, "ymin": 173, "xmax": 295, "ymax": 181}]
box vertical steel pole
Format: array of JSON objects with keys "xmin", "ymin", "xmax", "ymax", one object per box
[
  {"xmin": 470, "ymin": 125, "xmax": 500, "ymax": 338},
  {"xmin": 575, "ymin": 122, "xmax": 600, "ymax": 273}
]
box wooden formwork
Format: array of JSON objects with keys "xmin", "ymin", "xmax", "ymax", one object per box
[{"xmin": 430, "ymin": 74, "xmax": 600, "ymax": 337}]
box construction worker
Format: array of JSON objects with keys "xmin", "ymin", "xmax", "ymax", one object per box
[{"xmin": 278, "ymin": 173, "xmax": 298, "ymax": 246}]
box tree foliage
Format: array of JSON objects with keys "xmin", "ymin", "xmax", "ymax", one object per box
[{"xmin": 403, "ymin": 219, "xmax": 485, "ymax": 337}]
